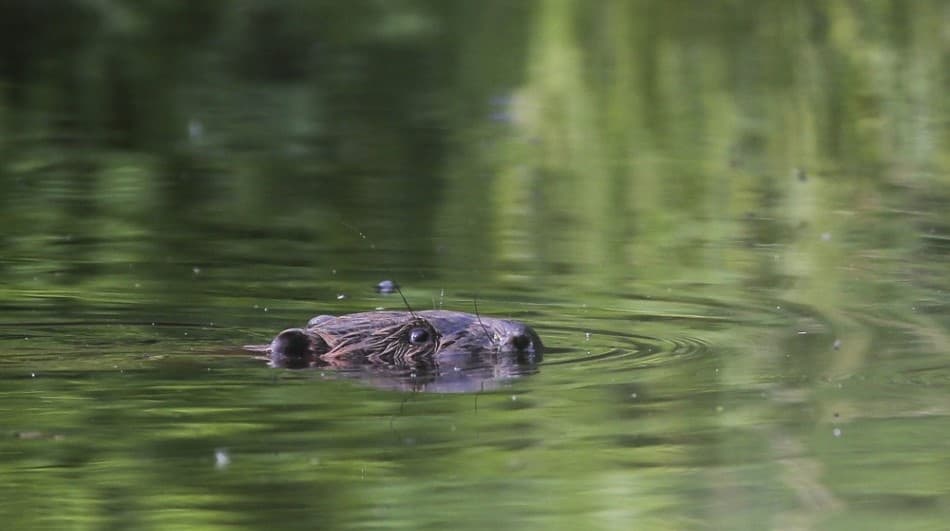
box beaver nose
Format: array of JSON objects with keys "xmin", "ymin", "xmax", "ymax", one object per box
[{"xmin": 510, "ymin": 332, "xmax": 532, "ymax": 351}]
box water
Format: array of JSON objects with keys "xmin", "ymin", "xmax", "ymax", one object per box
[{"xmin": 2, "ymin": 2, "xmax": 949, "ymax": 529}]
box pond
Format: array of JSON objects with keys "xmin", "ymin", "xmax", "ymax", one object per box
[{"xmin": 1, "ymin": 2, "xmax": 948, "ymax": 529}]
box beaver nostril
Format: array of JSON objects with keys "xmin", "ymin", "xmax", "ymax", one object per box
[{"xmin": 510, "ymin": 333, "xmax": 532, "ymax": 351}]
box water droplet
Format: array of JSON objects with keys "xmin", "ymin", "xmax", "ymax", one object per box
[
  {"xmin": 375, "ymin": 280, "xmax": 398, "ymax": 294},
  {"xmin": 214, "ymin": 448, "xmax": 230, "ymax": 469},
  {"xmin": 188, "ymin": 119, "xmax": 204, "ymax": 140}
]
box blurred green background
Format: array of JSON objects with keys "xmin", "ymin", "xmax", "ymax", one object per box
[
  {"xmin": 3, "ymin": 0, "xmax": 949, "ymax": 296},
  {"xmin": 1, "ymin": 1, "xmax": 949, "ymax": 529}
]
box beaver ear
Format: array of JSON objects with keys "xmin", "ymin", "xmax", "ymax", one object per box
[
  {"xmin": 270, "ymin": 328, "xmax": 310, "ymax": 358},
  {"xmin": 269, "ymin": 328, "xmax": 328, "ymax": 368}
]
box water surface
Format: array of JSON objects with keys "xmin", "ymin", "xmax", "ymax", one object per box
[{"xmin": 1, "ymin": 2, "xmax": 949, "ymax": 529}]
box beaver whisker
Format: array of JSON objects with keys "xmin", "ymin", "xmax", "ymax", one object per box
[
  {"xmin": 472, "ymin": 298, "xmax": 494, "ymax": 348},
  {"xmin": 394, "ymin": 284, "xmax": 417, "ymax": 319}
]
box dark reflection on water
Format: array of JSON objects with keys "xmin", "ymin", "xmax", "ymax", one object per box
[
  {"xmin": 246, "ymin": 338, "xmax": 545, "ymax": 394},
  {"xmin": 317, "ymin": 360, "xmax": 543, "ymax": 394}
]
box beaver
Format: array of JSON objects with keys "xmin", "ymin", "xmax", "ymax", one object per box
[{"xmin": 247, "ymin": 310, "xmax": 543, "ymax": 370}]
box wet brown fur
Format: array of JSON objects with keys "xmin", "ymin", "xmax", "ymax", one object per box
[{"xmin": 249, "ymin": 310, "xmax": 542, "ymax": 370}]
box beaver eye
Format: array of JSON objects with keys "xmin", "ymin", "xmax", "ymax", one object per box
[{"xmin": 408, "ymin": 327, "xmax": 431, "ymax": 345}]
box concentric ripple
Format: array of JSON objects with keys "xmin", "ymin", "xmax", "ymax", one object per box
[
  {"xmin": 532, "ymin": 293, "xmax": 835, "ymax": 377},
  {"xmin": 0, "ymin": 293, "xmax": 838, "ymax": 394},
  {"xmin": 538, "ymin": 325, "xmax": 713, "ymax": 370}
]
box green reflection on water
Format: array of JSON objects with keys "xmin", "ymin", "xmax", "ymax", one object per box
[{"xmin": 1, "ymin": 1, "xmax": 949, "ymax": 529}]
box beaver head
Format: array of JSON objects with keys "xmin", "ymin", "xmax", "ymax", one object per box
[{"xmin": 259, "ymin": 310, "xmax": 542, "ymax": 370}]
